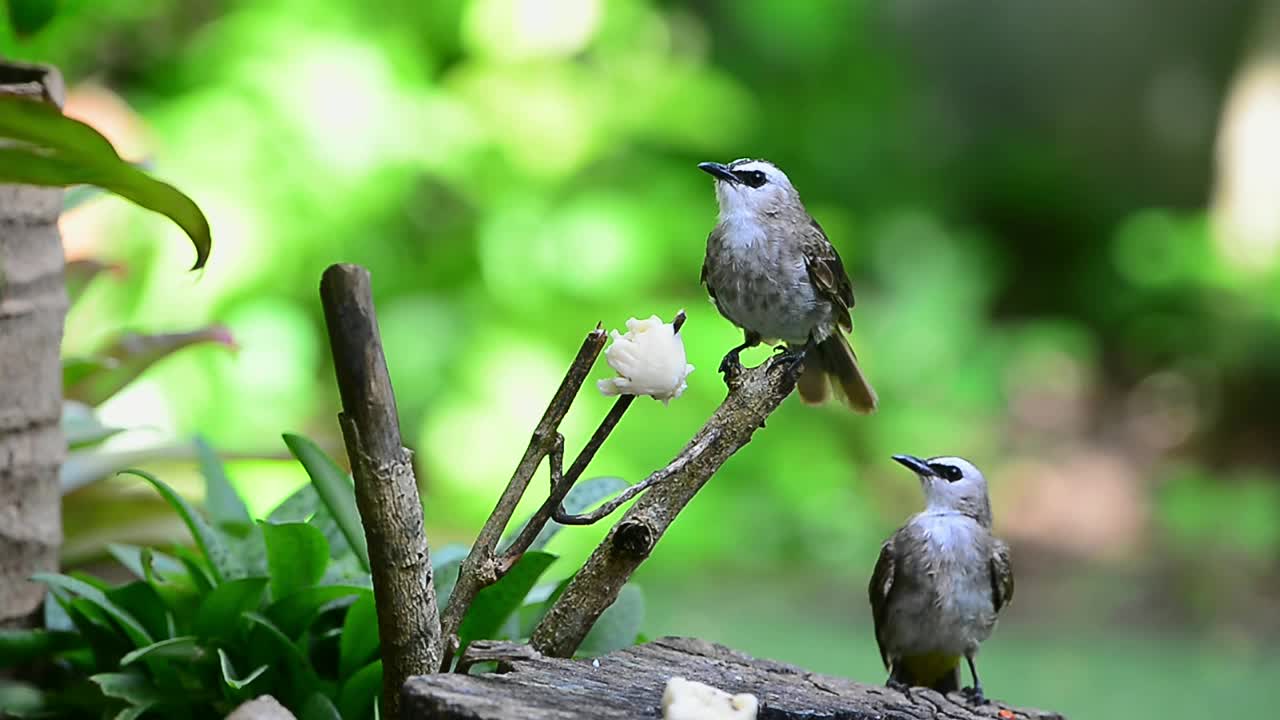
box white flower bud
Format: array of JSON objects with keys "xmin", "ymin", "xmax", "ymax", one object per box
[
  {"xmin": 661, "ymin": 677, "xmax": 758, "ymax": 720},
  {"xmin": 597, "ymin": 314, "xmax": 694, "ymax": 404}
]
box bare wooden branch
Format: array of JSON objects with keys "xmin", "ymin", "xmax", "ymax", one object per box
[
  {"xmin": 530, "ymin": 353, "xmax": 803, "ymax": 658},
  {"xmin": 403, "ymin": 637, "xmax": 1065, "ymax": 720},
  {"xmin": 319, "ymin": 264, "xmax": 441, "ymax": 720},
  {"xmin": 438, "ymin": 326, "xmax": 607, "ymax": 666},
  {"xmin": 504, "ymin": 310, "xmax": 689, "ymax": 542}
]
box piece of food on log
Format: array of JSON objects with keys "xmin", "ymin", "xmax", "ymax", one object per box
[{"xmin": 402, "ymin": 636, "xmax": 1065, "ymax": 720}]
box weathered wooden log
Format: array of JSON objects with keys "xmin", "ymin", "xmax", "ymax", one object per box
[{"xmin": 402, "ymin": 637, "xmax": 1065, "ymax": 720}]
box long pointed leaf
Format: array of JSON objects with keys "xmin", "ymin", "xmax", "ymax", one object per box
[
  {"xmin": 283, "ymin": 434, "xmax": 370, "ymax": 573},
  {"xmin": 0, "ymin": 94, "xmax": 210, "ymax": 269},
  {"xmin": 32, "ymin": 574, "xmax": 153, "ymax": 649},
  {"xmin": 0, "ymin": 144, "xmax": 209, "ymax": 270},
  {"xmin": 65, "ymin": 328, "xmax": 236, "ymax": 407},
  {"xmin": 121, "ymin": 469, "xmax": 242, "ymax": 582},
  {"xmin": 193, "ymin": 578, "xmax": 268, "ymax": 640},
  {"xmin": 338, "ymin": 591, "xmax": 379, "ymax": 678},
  {"xmin": 261, "ymin": 521, "xmax": 330, "ymax": 601},
  {"xmin": 120, "ymin": 636, "xmax": 204, "ymax": 666},
  {"xmin": 216, "ymin": 649, "xmax": 267, "ymax": 691},
  {"xmin": 195, "ymin": 437, "xmax": 251, "ymax": 532},
  {"xmin": 457, "ymin": 551, "xmax": 557, "ymax": 652},
  {"xmin": 338, "ymin": 660, "xmax": 381, "ymax": 720}
]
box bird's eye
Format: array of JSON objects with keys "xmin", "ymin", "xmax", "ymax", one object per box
[
  {"xmin": 733, "ymin": 170, "xmax": 767, "ymax": 188},
  {"xmin": 931, "ymin": 464, "xmax": 963, "ymax": 482}
]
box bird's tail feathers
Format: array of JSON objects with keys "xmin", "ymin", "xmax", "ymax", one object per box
[
  {"xmin": 797, "ymin": 333, "xmax": 877, "ymax": 413},
  {"xmin": 891, "ymin": 654, "xmax": 961, "ymax": 694}
]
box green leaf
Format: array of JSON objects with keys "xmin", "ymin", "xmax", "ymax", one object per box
[
  {"xmin": 578, "ymin": 583, "xmax": 644, "ymax": 657},
  {"xmin": 193, "ymin": 577, "xmax": 268, "ymax": 640},
  {"xmin": 518, "ymin": 576, "xmax": 572, "ymax": 639},
  {"xmin": 283, "ymin": 434, "xmax": 370, "ymax": 573},
  {"xmin": 64, "ymin": 597, "xmax": 130, "ymax": 668},
  {"xmin": 122, "ymin": 469, "xmax": 242, "ymax": 582},
  {"xmin": 172, "ymin": 547, "xmax": 216, "ymax": 595},
  {"xmin": 120, "ymin": 636, "xmax": 204, "ymax": 666},
  {"xmin": 64, "ymin": 258, "xmax": 122, "ymax": 306},
  {"xmin": 107, "ymin": 544, "xmax": 186, "ymax": 583},
  {"xmin": 32, "ymin": 574, "xmax": 153, "ymax": 649},
  {"xmin": 62, "ymin": 401, "xmax": 125, "ymax": 450},
  {"xmin": 241, "ymin": 612, "xmax": 320, "ymax": 694},
  {"xmin": 338, "ymin": 591, "xmax": 379, "ymax": 678},
  {"xmin": 0, "ymin": 96, "xmax": 210, "ymax": 269},
  {"xmin": 6, "ymin": 0, "xmax": 58, "ymax": 38},
  {"xmin": 505, "ymin": 476, "xmax": 631, "ymax": 553},
  {"xmin": 104, "ymin": 582, "xmax": 169, "ymax": 642},
  {"xmin": 265, "ymin": 585, "xmax": 366, "ymax": 639},
  {"xmin": 196, "ymin": 436, "xmax": 251, "ymax": 532},
  {"xmin": 338, "ymin": 660, "xmax": 381, "ymax": 720},
  {"xmin": 114, "ymin": 704, "xmax": 156, "ymax": 720},
  {"xmin": 298, "ymin": 692, "xmax": 342, "ymax": 720},
  {"xmin": 269, "ymin": 484, "xmax": 321, "ymax": 523},
  {"xmin": 0, "ymin": 680, "xmax": 46, "ymax": 716},
  {"xmin": 90, "ymin": 672, "xmax": 164, "ymax": 705},
  {"xmin": 0, "ymin": 629, "xmax": 83, "ymax": 667},
  {"xmin": 65, "ymin": 328, "xmax": 236, "ymax": 407},
  {"xmin": 217, "ymin": 649, "xmax": 267, "ymax": 691},
  {"xmin": 262, "ymin": 521, "xmax": 330, "ymax": 601},
  {"xmin": 457, "ymin": 551, "xmax": 557, "ymax": 652}
]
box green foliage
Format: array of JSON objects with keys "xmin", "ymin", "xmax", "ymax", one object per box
[
  {"xmin": 4, "ymin": 0, "xmax": 58, "ymax": 38},
  {"xmin": 0, "ymin": 95, "xmax": 210, "ymax": 269},
  {"xmin": 1, "ymin": 436, "xmax": 646, "ymax": 717}
]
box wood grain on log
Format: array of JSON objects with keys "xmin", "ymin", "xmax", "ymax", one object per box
[{"xmin": 402, "ymin": 637, "xmax": 1065, "ymax": 720}]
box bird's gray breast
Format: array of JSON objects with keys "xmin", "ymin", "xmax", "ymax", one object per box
[
  {"xmin": 882, "ymin": 513, "xmax": 998, "ymax": 657},
  {"xmin": 705, "ymin": 216, "xmax": 829, "ymax": 344}
]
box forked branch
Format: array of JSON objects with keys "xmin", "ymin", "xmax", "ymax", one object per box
[{"xmin": 530, "ymin": 352, "xmax": 801, "ymax": 657}]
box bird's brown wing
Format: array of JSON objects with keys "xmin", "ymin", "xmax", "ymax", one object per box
[
  {"xmin": 702, "ymin": 227, "xmax": 726, "ymax": 314},
  {"xmin": 868, "ymin": 534, "xmax": 898, "ymax": 669},
  {"xmin": 802, "ymin": 218, "xmax": 855, "ymax": 333},
  {"xmin": 989, "ymin": 539, "xmax": 1014, "ymax": 613}
]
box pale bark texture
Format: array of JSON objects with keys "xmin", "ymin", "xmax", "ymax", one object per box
[
  {"xmin": 403, "ymin": 637, "xmax": 1066, "ymax": 720},
  {"xmin": 0, "ymin": 63, "xmax": 67, "ymax": 628}
]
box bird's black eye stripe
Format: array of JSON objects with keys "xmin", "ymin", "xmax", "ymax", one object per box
[
  {"xmin": 930, "ymin": 463, "xmax": 963, "ymax": 482},
  {"xmin": 733, "ymin": 170, "xmax": 767, "ymax": 188}
]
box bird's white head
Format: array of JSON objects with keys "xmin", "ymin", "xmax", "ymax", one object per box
[
  {"xmin": 892, "ymin": 454, "xmax": 992, "ymax": 527},
  {"xmin": 698, "ymin": 158, "xmax": 800, "ymax": 219}
]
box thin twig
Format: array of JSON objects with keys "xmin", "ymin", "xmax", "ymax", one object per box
[
  {"xmin": 437, "ymin": 326, "xmax": 607, "ymax": 668},
  {"xmin": 499, "ymin": 310, "xmax": 688, "ymax": 556},
  {"xmin": 319, "ymin": 264, "xmax": 439, "ymax": 720},
  {"xmin": 530, "ymin": 351, "xmax": 802, "ymax": 658},
  {"xmin": 552, "ymin": 430, "xmax": 716, "ymax": 525}
]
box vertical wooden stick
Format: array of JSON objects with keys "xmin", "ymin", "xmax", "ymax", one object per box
[{"xmin": 320, "ymin": 264, "xmax": 441, "ymax": 719}]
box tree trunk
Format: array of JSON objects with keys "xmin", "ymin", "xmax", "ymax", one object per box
[{"xmin": 0, "ymin": 62, "xmax": 67, "ymax": 628}]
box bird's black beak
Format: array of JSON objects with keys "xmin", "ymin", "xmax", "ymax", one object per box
[
  {"xmin": 698, "ymin": 161, "xmax": 739, "ymax": 184},
  {"xmin": 892, "ymin": 454, "xmax": 935, "ymax": 477}
]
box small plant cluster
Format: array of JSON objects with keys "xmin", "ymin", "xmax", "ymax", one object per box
[{"xmin": 0, "ymin": 436, "xmax": 644, "ymax": 719}]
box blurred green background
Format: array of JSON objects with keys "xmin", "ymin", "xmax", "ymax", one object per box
[{"xmin": 6, "ymin": 0, "xmax": 1280, "ymax": 716}]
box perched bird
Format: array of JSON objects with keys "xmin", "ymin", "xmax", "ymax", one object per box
[
  {"xmin": 868, "ymin": 454, "xmax": 1014, "ymax": 704},
  {"xmin": 698, "ymin": 158, "xmax": 877, "ymax": 412}
]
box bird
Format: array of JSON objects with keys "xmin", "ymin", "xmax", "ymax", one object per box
[
  {"xmin": 697, "ymin": 158, "xmax": 876, "ymax": 412},
  {"xmin": 868, "ymin": 454, "xmax": 1014, "ymax": 704}
]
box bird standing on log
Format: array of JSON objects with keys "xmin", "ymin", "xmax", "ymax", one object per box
[
  {"xmin": 698, "ymin": 158, "xmax": 877, "ymax": 411},
  {"xmin": 869, "ymin": 454, "xmax": 1014, "ymax": 704}
]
